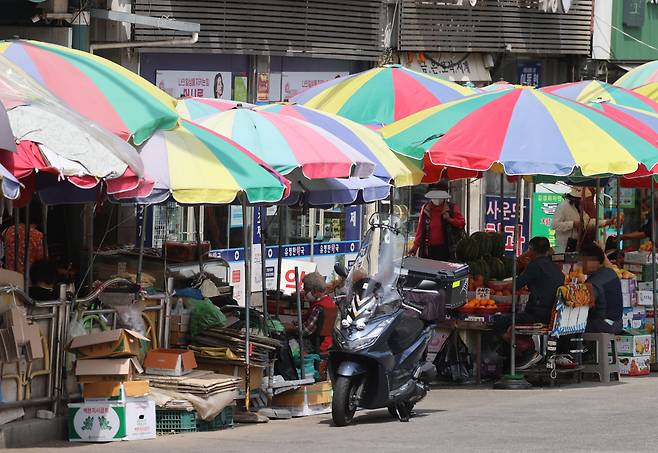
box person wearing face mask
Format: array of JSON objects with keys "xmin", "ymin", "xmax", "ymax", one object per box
[
  {"xmin": 287, "ymin": 271, "xmax": 337, "ymax": 354},
  {"xmin": 408, "ymin": 188, "xmax": 466, "ymax": 261}
]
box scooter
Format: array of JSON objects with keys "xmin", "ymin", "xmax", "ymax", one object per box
[{"xmin": 328, "ymin": 214, "xmax": 468, "ymax": 426}]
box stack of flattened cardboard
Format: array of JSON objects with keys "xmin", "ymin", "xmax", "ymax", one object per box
[
  {"xmin": 0, "ymin": 306, "xmax": 44, "ymax": 363},
  {"xmin": 67, "ymin": 329, "xmax": 155, "ymax": 442}
]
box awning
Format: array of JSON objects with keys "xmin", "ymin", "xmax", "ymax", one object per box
[{"xmin": 401, "ymin": 52, "xmax": 492, "ymax": 83}]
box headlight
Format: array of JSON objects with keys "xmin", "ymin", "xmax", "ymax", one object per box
[{"xmin": 343, "ymin": 317, "xmax": 394, "ymax": 352}]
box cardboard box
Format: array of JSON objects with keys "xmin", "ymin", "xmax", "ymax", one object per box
[
  {"xmin": 83, "ymin": 380, "xmax": 150, "ymax": 402},
  {"xmin": 621, "ymin": 307, "xmax": 646, "ymax": 330},
  {"xmin": 3, "ymin": 306, "xmax": 28, "ymax": 346},
  {"xmin": 26, "ymin": 324, "xmax": 44, "ymax": 360},
  {"xmin": 169, "ymin": 314, "xmax": 190, "ymax": 333},
  {"xmin": 68, "ymin": 400, "xmax": 156, "ymax": 442},
  {"xmin": 272, "ymin": 381, "xmax": 333, "ymax": 408},
  {"xmin": 68, "ymin": 329, "xmax": 149, "ymax": 359},
  {"xmin": 196, "ymin": 360, "xmax": 263, "ymax": 390},
  {"xmin": 618, "ymin": 355, "xmax": 651, "ymax": 376},
  {"xmin": 0, "ymin": 328, "xmax": 19, "ymax": 362},
  {"xmin": 76, "ymin": 358, "xmax": 144, "ymax": 383},
  {"xmin": 143, "ymin": 349, "xmax": 196, "ymax": 376},
  {"xmin": 615, "ymin": 333, "xmax": 652, "ymax": 357},
  {"xmin": 638, "ymin": 280, "xmax": 658, "ymax": 291}
]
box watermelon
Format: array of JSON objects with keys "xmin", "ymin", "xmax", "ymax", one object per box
[
  {"xmin": 477, "ymin": 257, "xmax": 491, "ymax": 282},
  {"xmin": 487, "ymin": 232, "xmax": 505, "ymax": 257},
  {"xmin": 470, "ymin": 232, "xmax": 490, "ymax": 257},
  {"xmin": 456, "ymin": 237, "xmax": 479, "ymax": 262},
  {"xmin": 486, "ymin": 256, "xmax": 506, "ymax": 280},
  {"xmin": 502, "ymin": 256, "xmax": 515, "ymax": 279}
]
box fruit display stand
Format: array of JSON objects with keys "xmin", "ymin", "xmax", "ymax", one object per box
[{"xmin": 435, "ymin": 319, "xmax": 491, "ymax": 384}]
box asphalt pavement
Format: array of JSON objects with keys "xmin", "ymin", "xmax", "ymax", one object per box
[{"xmin": 16, "ymin": 376, "xmax": 658, "ymax": 453}]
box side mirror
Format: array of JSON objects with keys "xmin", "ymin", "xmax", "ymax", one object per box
[{"xmin": 334, "ymin": 263, "xmax": 348, "ymax": 279}]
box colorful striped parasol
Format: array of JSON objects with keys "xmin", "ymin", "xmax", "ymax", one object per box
[
  {"xmin": 614, "ymin": 60, "xmax": 658, "ymax": 101},
  {"xmin": 290, "ymin": 64, "xmax": 476, "ymax": 127},
  {"xmin": 186, "ymin": 107, "xmax": 375, "ymax": 179},
  {"xmin": 176, "ymin": 97, "xmax": 254, "ymax": 121},
  {"xmin": 380, "ymin": 87, "xmax": 658, "ymax": 177},
  {"xmin": 542, "ymin": 80, "xmax": 658, "ymax": 114},
  {"xmin": 0, "ymin": 40, "xmax": 178, "ymax": 144},
  {"xmin": 255, "ymin": 102, "xmax": 423, "ymax": 187},
  {"xmin": 113, "ymin": 119, "xmax": 289, "ymax": 205}
]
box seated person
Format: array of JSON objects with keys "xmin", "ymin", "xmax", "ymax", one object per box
[
  {"xmin": 287, "ymin": 272, "xmax": 337, "ymax": 354},
  {"xmin": 579, "ymin": 243, "xmax": 623, "ymax": 334},
  {"xmin": 493, "ymin": 236, "xmax": 565, "ymax": 370},
  {"xmin": 29, "ymin": 259, "xmax": 58, "ymax": 301}
]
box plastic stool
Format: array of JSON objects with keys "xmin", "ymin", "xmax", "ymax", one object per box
[{"xmin": 582, "ymin": 332, "xmax": 621, "ymax": 383}]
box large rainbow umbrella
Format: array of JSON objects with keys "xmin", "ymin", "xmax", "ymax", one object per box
[
  {"xmin": 176, "ymin": 97, "xmax": 254, "ymax": 121},
  {"xmin": 113, "ymin": 119, "xmax": 289, "ymax": 205},
  {"xmin": 542, "ymin": 80, "xmax": 658, "ymax": 114},
  {"xmin": 615, "ymin": 60, "xmax": 658, "ymax": 101},
  {"xmin": 187, "ymin": 108, "xmax": 375, "ymax": 179},
  {"xmin": 290, "ymin": 64, "xmax": 476, "ymax": 127},
  {"xmin": 255, "ymin": 103, "xmax": 423, "ymax": 187},
  {"xmin": 381, "ymin": 87, "xmax": 658, "ymax": 177},
  {"xmin": 0, "ymin": 40, "xmax": 178, "ymax": 144}
]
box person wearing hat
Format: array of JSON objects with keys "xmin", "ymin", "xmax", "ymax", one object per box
[
  {"xmin": 552, "ymin": 187, "xmax": 612, "ymax": 253},
  {"xmin": 408, "ymin": 188, "xmax": 466, "ymax": 261}
]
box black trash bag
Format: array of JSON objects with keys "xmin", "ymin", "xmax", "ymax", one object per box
[
  {"xmin": 273, "ymin": 336, "xmax": 299, "ymax": 381},
  {"xmin": 433, "ymin": 332, "xmax": 473, "ymax": 382}
]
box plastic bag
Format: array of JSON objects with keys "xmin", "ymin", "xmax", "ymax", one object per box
[
  {"xmin": 112, "ymin": 301, "xmax": 146, "ymax": 335},
  {"xmin": 187, "ymin": 298, "xmax": 227, "ymax": 336},
  {"xmin": 433, "ymin": 332, "xmax": 473, "ymax": 383}
]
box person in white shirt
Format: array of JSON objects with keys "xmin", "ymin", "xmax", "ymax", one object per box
[{"xmin": 552, "ymin": 187, "xmax": 612, "ymax": 253}]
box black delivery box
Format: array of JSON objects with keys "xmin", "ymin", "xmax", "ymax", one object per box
[{"xmin": 401, "ymin": 257, "xmax": 469, "ymax": 309}]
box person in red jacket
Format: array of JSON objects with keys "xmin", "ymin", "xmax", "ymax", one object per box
[{"xmin": 408, "ymin": 189, "xmax": 466, "ymax": 261}]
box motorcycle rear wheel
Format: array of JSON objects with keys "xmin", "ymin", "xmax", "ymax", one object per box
[{"xmin": 332, "ymin": 376, "xmax": 359, "ymax": 426}]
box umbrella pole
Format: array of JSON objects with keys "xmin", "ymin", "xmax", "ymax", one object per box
[
  {"xmin": 260, "ymin": 206, "xmax": 269, "ymax": 326},
  {"xmin": 466, "ymin": 178, "xmax": 471, "ymax": 234},
  {"xmin": 650, "ymin": 182, "xmax": 658, "ymax": 369},
  {"xmin": 136, "ymin": 206, "xmax": 148, "ymax": 287},
  {"xmin": 276, "ymin": 206, "xmax": 285, "ymax": 315},
  {"xmin": 194, "ymin": 206, "xmax": 204, "ymax": 276},
  {"xmin": 595, "ymin": 179, "xmax": 601, "ymax": 243},
  {"xmin": 295, "ymin": 266, "xmax": 306, "ymax": 380},
  {"xmin": 241, "ymin": 199, "xmax": 252, "ymax": 411},
  {"xmin": 389, "ymin": 186, "xmax": 395, "ymax": 218},
  {"xmin": 494, "ymin": 179, "xmax": 531, "ymax": 390},
  {"xmin": 23, "ymin": 203, "xmax": 30, "ymax": 295},
  {"xmin": 13, "ymin": 208, "xmax": 19, "ymax": 272},
  {"xmin": 499, "ymin": 174, "xmax": 505, "ymax": 234},
  {"xmin": 87, "ymin": 205, "xmax": 94, "ymax": 288},
  {"xmin": 616, "ymin": 178, "xmax": 621, "ymax": 252},
  {"xmin": 42, "ymin": 203, "xmax": 48, "ymax": 259}
]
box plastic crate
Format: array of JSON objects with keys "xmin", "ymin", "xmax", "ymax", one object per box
[
  {"xmin": 156, "ymin": 409, "xmax": 198, "ymax": 434},
  {"xmin": 196, "ymin": 406, "xmax": 234, "ymax": 432}
]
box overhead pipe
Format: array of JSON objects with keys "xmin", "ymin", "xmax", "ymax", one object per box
[{"xmin": 89, "ymin": 32, "xmax": 199, "ymax": 54}]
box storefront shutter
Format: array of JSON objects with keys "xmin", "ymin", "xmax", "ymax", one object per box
[
  {"xmin": 398, "ymin": 0, "xmax": 593, "ymax": 55},
  {"xmin": 133, "ymin": 0, "xmax": 384, "ymax": 60}
]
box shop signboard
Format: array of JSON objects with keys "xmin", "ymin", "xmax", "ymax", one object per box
[
  {"xmin": 517, "ymin": 62, "xmax": 542, "ymax": 87},
  {"xmin": 155, "ymin": 70, "xmax": 232, "ymax": 99},
  {"xmin": 209, "ymin": 241, "xmax": 359, "ymax": 305},
  {"xmin": 531, "ymin": 193, "xmax": 563, "ymax": 248},
  {"xmin": 281, "ymin": 71, "xmax": 348, "ymax": 100},
  {"xmin": 484, "ymin": 195, "xmax": 530, "ymax": 255},
  {"xmin": 402, "ymin": 53, "xmax": 492, "ymax": 82},
  {"xmin": 229, "ymin": 206, "xmax": 243, "ymax": 228}
]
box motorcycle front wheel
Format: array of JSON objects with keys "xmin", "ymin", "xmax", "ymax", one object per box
[{"xmin": 332, "ymin": 376, "xmax": 359, "ymax": 426}]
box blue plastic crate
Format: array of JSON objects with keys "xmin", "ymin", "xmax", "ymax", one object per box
[
  {"xmin": 156, "ymin": 409, "xmax": 197, "ymax": 434},
  {"xmin": 196, "ymin": 406, "xmax": 234, "ymax": 432}
]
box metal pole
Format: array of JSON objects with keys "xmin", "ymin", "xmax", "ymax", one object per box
[
  {"xmin": 309, "ymin": 208, "xmax": 315, "ymax": 262},
  {"xmin": 509, "ymin": 179, "xmax": 523, "ymax": 376},
  {"xmin": 13, "ymin": 209, "xmax": 19, "ymax": 272},
  {"xmin": 42, "ymin": 203, "xmax": 48, "ymax": 259},
  {"xmin": 241, "ymin": 199, "xmax": 252, "ymax": 410},
  {"xmin": 466, "ymin": 179, "xmax": 471, "ymax": 234},
  {"xmin": 194, "ymin": 206, "xmax": 204, "ymax": 276},
  {"xmin": 276, "ymin": 206, "xmax": 285, "ymax": 296},
  {"xmin": 87, "ymin": 205, "xmax": 94, "ymax": 288},
  {"xmin": 295, "ymin": 266, "xmax": 306, "ymax": 380},
  {"xmin": 651, "ymin": 184, "xmax": 657, "ymax": 366},
  {"xmin": 23, "ymin": 203, "xmax": 30, "ymax": 294},
  {"xmin": 52, "ymin": 283, "xmax": 67, "ymax": 414},
  {"xmin": 136, "ymin": 205, "xmax": 148, "ymax": 287},
  {"xmin": 389, "ymin": 186, "xmax": 395, "ymax": 218},
  {"xmin": 260, "ymin": 206, "xmax": 269, "ymax": 325},
  {"xmin": 499, "ymin": 173, "xmax": 505, "ymax": 234},
  {"xmin": 616, "ymin": 178, "xmax": 621, "ymax": 249},
  {"xmin": 595, "ymin": 179, "xmax": 601, "ymax": 242}
]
